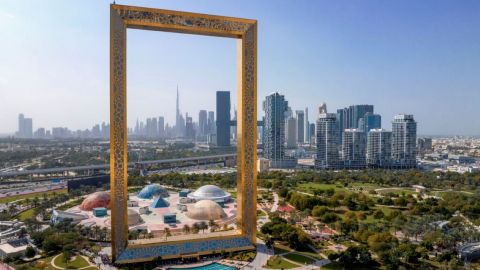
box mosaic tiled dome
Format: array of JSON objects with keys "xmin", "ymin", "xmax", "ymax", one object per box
[
  {"xmin": 186, "ymin": 200, "xmax": 227, "ymax": 221},
  {"xmin": 80, "ymin": 191, "xmax": 110, "ymax": 211},
  {"xmin": 138, "ymin": 184, "xmax": 169, "ymax": 199},
  {"xmin": 187, "ymin": 185, "xmax": 231, "ymax": 202}
]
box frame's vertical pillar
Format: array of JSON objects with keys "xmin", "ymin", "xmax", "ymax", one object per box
[
  {"xmin": 237, "ymin": 23, "xmax": 257, "ymax": 244},
  {"xmin": 110, "ymin": 6, "xmax": 128, "ymax": 261}
]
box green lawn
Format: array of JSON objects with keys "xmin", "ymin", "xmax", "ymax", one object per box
[
  {"xmin": 297, "ymin": 183, "xmax": 346, "ymax": 193},
  {"xmin": 0, "ymin": 189, "xmax": 67, "ymax": 204},
  {"xmin": 322, "ymin": 262, "xmax": 344, "ymax": 270},
  {"xmin": 56, "ymin": 198, "xmax": 83, "ymax": 211},
  {"xmin": 257, "ymin": 210, "xmax": 267, "ymax": 217},
  {"xmin": 53, "ymin": 254, "xmax": 91, "ymax": 269},
  {"xmin": 283, "ymin": 253, "xmax": 315, "ymax": 264},
  {"xmin": 296, "ymin": 250, "xmax": 324, "ymax": 261},
  {"xmin": 349, "ymin": 182, "xmax": 382, "ymax": 191},
  {"xmin": 17, "ymin": 208, "xmax": 36, "ymax": 221},
  {"xmin": 266, "ymin": 256, "xmax": 299, "ymax": 269},
  {"xmin": 273, "ymin": 244, "xmax": 292, "ymax": 255}
]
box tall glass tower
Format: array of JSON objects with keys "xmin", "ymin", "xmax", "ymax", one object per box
[{"xmin": 216, "ymin": 91, "xmax": 231, "ymax": 147}]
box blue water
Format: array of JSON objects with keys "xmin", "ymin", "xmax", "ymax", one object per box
[{"xmin": 168, "ymin": 262, "xmax": 236, "ymax": 270}]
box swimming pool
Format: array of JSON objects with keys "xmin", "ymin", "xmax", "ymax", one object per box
[{"xmin": 167, "ymin": 262, "xmax": 236, "ymax": 270}]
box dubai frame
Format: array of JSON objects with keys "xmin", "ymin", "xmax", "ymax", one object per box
[{"xmin": 109, "ymin": 4, "xmax": 257, "ymax": 263}]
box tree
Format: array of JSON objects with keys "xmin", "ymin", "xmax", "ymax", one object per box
[
  {"xmin": 208, "ymin": 220, "xmax": 218, "ymax": 232},
  {"xmin": 373, "ymin": 209, "xmax": 384, "ymax": 219},
  {"xmin": 164, "ymin": 228, "xmax": 171, "ymax": 240},
  {"xmin": 183, "ymin": 224, "xmax": 191, "ymax": 234},
  {"xmin": 192, "ymin": 223, "xmax": 200, "ymax": 234},
  {"xmin": 25, "ymin": 246, "xmax": 36, "ymax": 258},
  {"xmin": 337, "ymin": 246, "xmax": 373, "ymax": 267}
]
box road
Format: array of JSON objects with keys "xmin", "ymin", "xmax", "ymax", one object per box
[{"xmin": 245, "ymin": 238, "xmax": 272, "ymax": 269}]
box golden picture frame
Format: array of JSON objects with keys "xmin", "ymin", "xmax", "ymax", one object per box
[{"xmin": 109, "ymin": 4, "xmax": 257, "ymax": 263}]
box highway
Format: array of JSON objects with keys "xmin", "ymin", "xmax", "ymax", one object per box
[{"xmin": 0, "ymin": 153, "xmax": 236, "ymax": 178}]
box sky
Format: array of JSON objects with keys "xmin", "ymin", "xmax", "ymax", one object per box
[{"xmin": 0, "ymin": 0, "xmax": 479, "ymax": 136}]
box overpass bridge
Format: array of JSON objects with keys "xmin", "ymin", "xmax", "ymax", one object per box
[{"xmin": 0, "ymin": 153, "xmax": 237, "ymax": 178}]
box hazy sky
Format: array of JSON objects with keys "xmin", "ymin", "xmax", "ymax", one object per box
[{"xmin": 1, "ymin": 0, "xmax": 479, "ymax": 135}]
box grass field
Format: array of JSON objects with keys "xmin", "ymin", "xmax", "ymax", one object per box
[
  {"xmin": 0, "ymin": 188, "xmax": 67, "ymax": 204},
  {"xmin": 296, "ymin": 250, "xmax": 324, "ymax": 261},
  {"xmin": 297, "ymin": 183, "xmax": 346, "ymax": 193},
  {"xmin": 53, "ymin": 254, "xmax": 91, "ymax": 269},
  {"xmin": 322, "ymin": 262, "xmax": 344, "ymax": 270},
  {"xmin": 17, "ymin": 208, "xmax": 36, "ymax": 221},
  {"xmin": 283, "ymin": 253, "xmax": 315, "ymax": 264},
  {"xmin": 266, "ymin": 256, "xmax": 299, "ymax": 269},
  {"xmin": 349, "ymin": 182, "xmax": 382, "ymax": 191},
  {"xmin": 273, "ymin": 244, "xmax": 292, "ymax": 255}
]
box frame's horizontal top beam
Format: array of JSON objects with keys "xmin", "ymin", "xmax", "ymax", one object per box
[{"xmin": 112, "ymin": 4, "xmax": 256, "ymax": 39}]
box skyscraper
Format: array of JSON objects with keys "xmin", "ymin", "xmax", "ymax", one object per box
[
  {"xmin": 342, "ymin": 129, "xmax": 367, "ymax": 169},
  {"xmin": 185, "ymin": 114, "xmax": 195, "ymax": 140},
  {"xmin": 216, "ymin": 91, "xmax": 231, "ymax": 147},
  {"xmin": 367, "ymin": 129, "xmax": 392, "ymax": 168},
  {"xmin": 285, "ymin": 116, "xmax": 297, "ymax": 148},
  {"xmin": 263, "ymin": 92, "xmax": 290, "ymax": 167},
  {"xmin": 175, "ymin": 86, "xmax": 185, "ymax": 137},
  {"xmin": 337, "ymin": 105, "xmax": 374, "ymax": 142},
  {"xmin": 391, "ymin": 114, "xmax": 417, "ymax": 168},
  {"xmin": 17, "ymin": 113, "xmax": 33, "ymax": 138},
  {"xmin": 359, "ymin": 112, "xmax": 381, "ymax": 133},
  {"xmin": 315, "ymin": 112, "xmax": 341, "ymax": 169},
  {"xmin": 304, "ymin": 107, "xmax": 309, "ymax": 144},
  {"xmin": 158, "ymin": 116, "xmax": 165, "ymax": 138},
  {"xmin": 207, "ymin": 111, "xmax": 215, "ymax": 134},
  {"xmin": 295, "ymin": 110, "xmax": 305, "ymax": 144},
  {"xmin": 198, "ymin": 110, "xmax": 208, "ymax": 136}
]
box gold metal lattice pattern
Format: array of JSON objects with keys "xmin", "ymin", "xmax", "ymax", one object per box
[{"xmin": 110, "ymin": 4, "xmax": 257, "ymax": 263}]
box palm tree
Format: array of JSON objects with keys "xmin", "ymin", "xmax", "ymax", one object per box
[
  {"xmin": 32, "ymin": 197, "xmax": 40, "ymax": 207},
  {"xmin": 164, "ymin": 228, "xmax": 171, "ymax": 240},
  {"xmin": 200, "ymin": 221, "xmax": 208, "ymax": 233},
  {"xmin": 183, "ymin": 224, "xmax": 191, "ymax": 234},
  {"xmin": 192, "ymin": 223, "xmax": 200, "ymax": 234},
  {"xmin": 208, "ymin": 220, "xmax": 218, "ymax": 232}
]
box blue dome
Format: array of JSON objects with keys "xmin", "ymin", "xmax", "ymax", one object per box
[{"xmin": 138, "ymin": 184, "xmax": 169, "ymax": 199}]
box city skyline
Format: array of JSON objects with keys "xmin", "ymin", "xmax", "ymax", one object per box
[{"xmin": 1, "ymin": 1, "xmax": 480, "ymax": 135}]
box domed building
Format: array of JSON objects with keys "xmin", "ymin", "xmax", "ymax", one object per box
[
  {"xmin": 80, "ymin": 191, "xmax": 110, "ymax": 211},
  {"xmin": 138, "ymin": 184, "xmax": 169, "ymax": 199},
  {"xmin": 186, "ymin": 200, "xmax": 227, "ymax": 221},
  {"xmin": 107, "ymin": 209, "xmax": 142, "ymax": 227},
  {"xmin": 127, "ymin": 209, "xmax": 142, "ymax": 226},
  {"xmin": 187, "ymin": 185, "xmax": 231, "ymax": 203}
]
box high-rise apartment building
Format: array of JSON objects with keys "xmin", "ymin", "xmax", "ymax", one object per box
[
  {"xmin": 367, "ymin": 129, "xmax": 392, "ymax": 168},
  {"xmin": 315, "ymin": 113, "xmax": 341, "ymax": 169},
  {"xmin": 17, "ymin": 114, "xmax": 33, "ymax": 138},
  {"xmin": 337, "ymin": 105, "xmax": 374, "ymax": 142},
  {"xmin": 359, "ymin": 112, "xmax": 381, "ymax": 133},
  {"xmin": 342, "ymin": 129, "xmax": 367, "ymax": 169},
  {"xmin": 309, "ymin": 123, "xmax": 315, "ymax": 144},
  {"xmin": 198, "ymin": 110, "xmax": 208, "ymax": 136},
  {"xmin": 263, "ymin": 92, "xmax": 292, "ymax": 167},
  {"xmin": 185, "ymin": 115, "xmax": 195, "ymax": 140},
  {"xmin": 391, "ymin": 114, "xmax": 417, "ymax": 168},
  {"xmin": 295, "ymin": 110, "xmax": 305, "ymax": 144},
  {"xmin": 158, "ymin": 117, "xmax": 165, "ymax": 138},
  {"xmin": 216, "ymin": 91, "xmax": 231, "ymax": 147},
  {"xmin": 207, "ymin": 111, "xmax": 215, "ymax": 134},
  {"xmin": 285, "ymin": 116, "xmax": 297, "ymax": 148},
  {"xmin": 417, "ymin": 137, "xmax": 433, "ymax": 155},
  {"xmin": 304, "ymin": 107, "xmax": 309, "ymax": 144}
]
